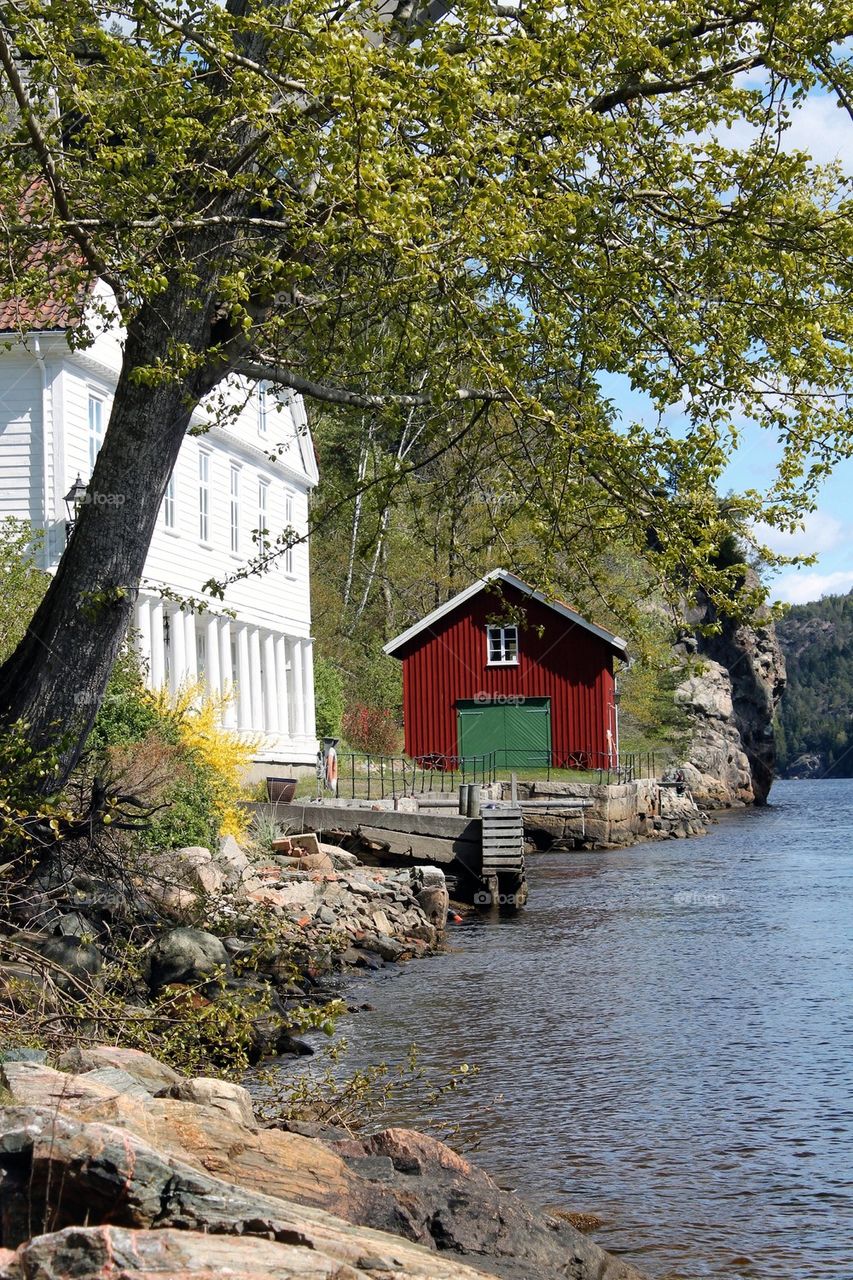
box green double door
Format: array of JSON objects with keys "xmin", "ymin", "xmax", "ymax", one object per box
[{"xmin": 457, "ymin": 697, "xmax": 552, "ymax": 770}]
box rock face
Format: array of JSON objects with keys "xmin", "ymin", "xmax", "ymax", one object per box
[
  {"xmin": 675, "ymin": 586, "xmax": 786, "ymax": 808},
  {"xmin": 0, "ymin": 1054, "xmax": 648, "ymax": 1280}
]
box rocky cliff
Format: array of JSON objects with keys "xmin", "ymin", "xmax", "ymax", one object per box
[
  {"xmin": 774, "ymin": 588, "xmax": 853, "ymax": 778},
  {"xmin": 673, "ymin": 588, "xmax": 786, "ymax": 808}
]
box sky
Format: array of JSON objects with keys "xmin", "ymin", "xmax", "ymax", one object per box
[{"xmin": 606, "ymin": 85, "xmax": 853, "ymax": 607}]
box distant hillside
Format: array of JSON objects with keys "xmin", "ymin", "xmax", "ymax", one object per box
[{"xmin": 775, "ymin": 590, "xmax": 853, "ymax": 778}]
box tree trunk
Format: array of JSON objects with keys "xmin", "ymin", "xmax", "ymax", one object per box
[{"xmin": 0, "ymin": 292, "xmax": 221, "ymax": 782}]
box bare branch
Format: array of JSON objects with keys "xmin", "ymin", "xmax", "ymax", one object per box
[{"xmin": 234, "ymin": 358, "xmax": 507, "ymax": 408}]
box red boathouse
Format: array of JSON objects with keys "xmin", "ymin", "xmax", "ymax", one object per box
[{"xmin": 383, "ymin": 569, "xmax": 627, "ymax": 770}]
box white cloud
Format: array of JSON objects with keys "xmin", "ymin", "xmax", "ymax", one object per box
[
  {"xmin": 782, "ymin": 94, "xmax": 852, "ymax": 173},
  {"xmin": 715, "ymin": 90, "xmax": 853, "ymax": 176},
  {"xmin": 772, "ymin": 569, "xmax": 853, "ymax": 605},
  {"xmin": 754, "ymin": 511, "xmax": 848, "ymax": 556}
]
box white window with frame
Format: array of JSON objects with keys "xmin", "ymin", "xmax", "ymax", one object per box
[
  {"xmin": 198, "ymin": 449, "xmax": 211, "ymax": 543},
  {"xmin": 257, "ymin": 478, "xmax": 269, "ymax": 547},
  {"xmin": 486, "ymin": 624, "xmax": 519, "ymax": 666},
  {"xmin": 162, "ymin": 471, "xmax": 176, "ymax": 531},
  {"xmin": 258, "ymin": 382, "xmax": 269, "ymax": 436},
  {"xmin": 88, "ymin": 393, "xmax": 104, "ymax": 472},
  {"xmin": 284, "ymin": 490, "xmax": 294, "ymax": 574},
  {"xmin": 229, "ymin": 464, "xmax": 241, "ymax": 554}
]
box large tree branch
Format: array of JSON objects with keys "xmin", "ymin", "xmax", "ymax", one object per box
[
  {"xmin": 234, "ymin": 358, "xmax": 507, "ymax": 407},
  {"xmin": 128, "ymin": 0, "xmax": 307, "ymax": 94},
  {"xmin": 590, "ymin": 53, "xmax": 768, "ymax": 114},
  {"xmin": 0, "ymin": 20, "xmax": 127, "ymax": 305}
]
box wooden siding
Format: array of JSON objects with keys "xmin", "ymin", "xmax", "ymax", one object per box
[
  {"xmin": 0, "ymin": 358, "xmax": 41, "ymax": 521},
  {"xmin": 399, "ymin": 583, "xmax": 616, "ymax": 763},
  {"xmin": 0, "ymin": 333, "xmax": 316, "ymax": 639}
]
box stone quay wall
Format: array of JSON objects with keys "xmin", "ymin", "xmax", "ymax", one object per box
[{"xmin": 495, "ymin": 779, "xmax": 706, "ymax": 849}]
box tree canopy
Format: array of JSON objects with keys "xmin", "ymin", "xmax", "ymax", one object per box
[{"xmin": 1, "ymin": 0, "xmax": 853, "ymax": 769}]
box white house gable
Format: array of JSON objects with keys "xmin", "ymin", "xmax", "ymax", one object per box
[{"xmin": 0, "ymin": 291, "xmax": 319, "ymax": 766}]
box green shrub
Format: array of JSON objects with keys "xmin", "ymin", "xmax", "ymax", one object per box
[
  {"xmin": 0, "ymin": 518, "xmax": 49, "ymax": 664},
  {"xmin": 86, "ymin": 652, "xmax": 229, "ymax": 851},
  {"xmin": 314, "ymin": 656, "xmax": 344, "ymax": 738},
  {"xmin": 88, "ymin": 642, "xmax": 163, "ymax": 751}
]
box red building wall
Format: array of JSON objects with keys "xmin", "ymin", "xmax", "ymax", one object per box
[{"xmin": 397, "ymin": 584, "xmax": 617, "ymax": 765}]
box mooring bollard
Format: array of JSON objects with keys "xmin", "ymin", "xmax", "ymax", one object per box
[
  {"xmin": 459, "ymin": 783, "xmax": 470, "ymax": 815},
  {"xmin": 467, "ymin": 783, "xmax": 481, "ymax": 818}
]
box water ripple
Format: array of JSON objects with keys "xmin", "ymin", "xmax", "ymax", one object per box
[{"xmin": 311, "ymin": 780, "xmax": 853, "ymax": 1279}]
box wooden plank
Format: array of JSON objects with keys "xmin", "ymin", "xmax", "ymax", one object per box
[{"xmin": 356, "ymin": 824, "xmax": 480, "ymax": 866}]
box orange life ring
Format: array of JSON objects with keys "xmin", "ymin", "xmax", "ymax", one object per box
[{"xmin": 325, "ymin": 747, "xmax": 338, "ymax": 789}]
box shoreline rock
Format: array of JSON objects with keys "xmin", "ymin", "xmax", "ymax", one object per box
[
  {"xmin": 1, "ymin": 827, "xmax": 450, "ymax": 1074},
  {"xmin": 0, "ymin": 1049, "xmax": 648, "ymax": 1280}
]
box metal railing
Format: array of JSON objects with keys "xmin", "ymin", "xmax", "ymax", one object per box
[
  {"xmin": 333, "ymin": 749, "xmax": 664, "ymax": 801},
  {"xmin": 338, "ymin": 751, "xmax": 498, "ymax": 802}
]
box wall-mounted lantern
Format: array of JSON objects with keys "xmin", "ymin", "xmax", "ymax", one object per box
[{"xmin": 63, "ymin": 474, "xmax": 88, "ymax": 541}]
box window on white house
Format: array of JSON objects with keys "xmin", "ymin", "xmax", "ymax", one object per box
[
  {"xmin": 230, "ymin": 464, "xmax": 240, "ymax": 553},
  {"xmin": 198, "ymin": 450, "xmax": 210, "ymax": 543},
  {"xmin": 284, "ymin": 490, "xmax": 294, "ymax": 574},
  {"xmin": 258, "ymin": 382, "xmax": 269, "ymax": 435},
  {"xmin": 258, "ymin": 478, "xmax": 269, "ymax": 547},
  {"xmin": 88, "ymin": 394, "xmax": 104, "ymax": 471},
  {"xmin": 163, "ymin": 472, "xmax": 176, "ymax": 530},
  {"xmin": 486, "ymin": 625, "xmax": 519, "ymax": 665}
]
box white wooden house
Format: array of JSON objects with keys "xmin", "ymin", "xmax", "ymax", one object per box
[{"xmin": 0, "ymin": 283, "xmax": 319, "ymax": 765}]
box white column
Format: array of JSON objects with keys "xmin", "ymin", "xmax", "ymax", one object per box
[
  {"xmin": 170, "ymin": 607, "xmax": 186, "ymax": 693},
  {"xmin": 291, "ymin": 637, "xmax": 306, "ymax": 736},
  {"xmin": 220, "ymin": 619, "xmax": 236, "ymax": 727},
  {"xmin": 275, "ymin": 635, "xmax": 290, "ymax": 737},
  {"xmin": 150, "ymin": 600, "xmax": 166, "ymax": 690},
  {"xmin": 263, "ymin": 631, "xmax": 279, "ymax": 733},
  {"xmin": 249, "ymin": 627, "xmax": 264, "ymax": 730},
  {"xmin": 184, "ymin": 611, "xmax": 198, "ymax": 684},
  {"xmin": 236, "ymin": 625, "xmax": 253, "ymax": 730},
  {"xmin": 206, "ymin": 615, "xmax": 222, "ymax": 708},
  {"xmin": 302, "ymin": 638, "xmax": 317, "ymax": 739},
  {"xmin": 135, "ymin": 597, "xmax": 152, "ymax": 685}
]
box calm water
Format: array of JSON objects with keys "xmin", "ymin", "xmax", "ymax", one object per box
[{"xmin": 320, "ymin": 779, "xmax": 853, "ymax": 1279}]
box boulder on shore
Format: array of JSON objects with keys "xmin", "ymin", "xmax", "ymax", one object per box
[
  {"xmin": 147, "ymin": 927, "xmax": 230, "ymax": 993},
  {"xmin": 0, "ymin": 1056, "xmax": 648, "ymax": 1280}
]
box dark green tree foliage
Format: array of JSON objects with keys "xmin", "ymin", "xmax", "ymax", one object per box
[
  {"xmin": 776, "ymin": 590, "xmax": 853, "ymax": 777},
  {"xmin": 313, "ymin": 656, "xmax": 345, "ymax": 739}
]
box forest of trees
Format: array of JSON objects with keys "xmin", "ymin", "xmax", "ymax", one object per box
[{"xmin": 776, "ymin": 591, "xmax": 853, "ymax": 778}]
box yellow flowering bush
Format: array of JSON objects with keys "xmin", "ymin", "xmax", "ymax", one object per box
[{"xmin": 147, "ymin": 681, "xmax": 257, "ymax": 839}]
